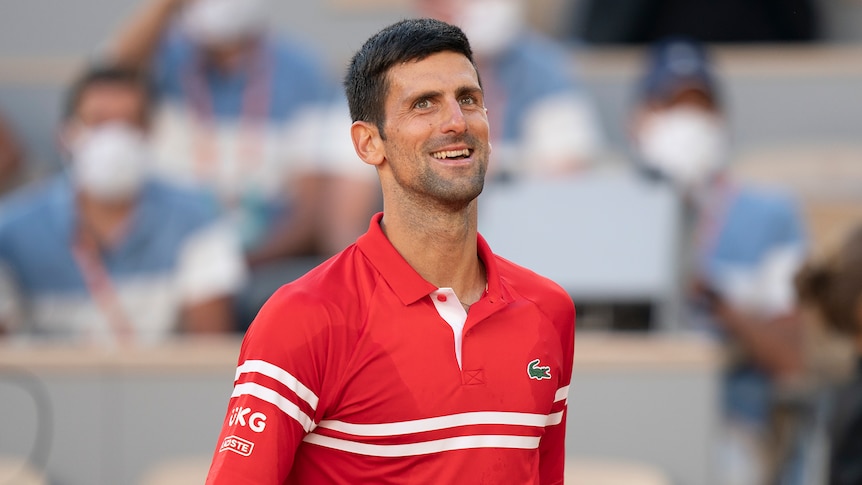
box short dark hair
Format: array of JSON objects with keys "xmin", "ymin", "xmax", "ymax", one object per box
[
  {"xmin": 344, "ymin": 18, "xmax": 478, "ymax": 138},
  {"xmin": 63, "ymin": 63, "xmax": 155, "ymax": 123}
]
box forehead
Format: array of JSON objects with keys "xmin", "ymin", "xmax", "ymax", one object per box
[
  {"xmin": 385, "ymin": 51, "xmax": 480, "ymax": 100},
  {"xmin": 75, "ymin": 82, "xmax": 146, "ymax": 123}
]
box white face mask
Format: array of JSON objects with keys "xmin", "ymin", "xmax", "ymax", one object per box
[
  {"xmin": 69, "ymin": 123, "xmax": 148, "ymax": 201},
  {"xmin": 183, "ymin": 0, "xmax": 267, "ymax": 46},
  {"xmin": 455, "ymin": 0, "xmax": 523, "ymax": 58},
  {"xmin": 636, "ymin": 106, "xmax": 728, "ymax": 189}
]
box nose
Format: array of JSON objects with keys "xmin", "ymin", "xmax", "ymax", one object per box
[{"xmin": 440, "ymin": 98, "xmax": 468, "ymax": 135}]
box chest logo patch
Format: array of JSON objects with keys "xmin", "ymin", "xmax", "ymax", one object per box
[{"xmin": 527, "ymin": 359, "xmax": 552, "ymax": 380}]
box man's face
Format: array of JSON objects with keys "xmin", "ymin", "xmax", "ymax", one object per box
[
  {"xmin": 378, "ymin": 51, "xmax": 490, "ymax": 209},
  {"xmin": 64, "ymin": 82, "xmax": 150, "ymax": 202},
  {"xmin": 69, "ymin": 82, "xmax": 148, "ymax": 135}
]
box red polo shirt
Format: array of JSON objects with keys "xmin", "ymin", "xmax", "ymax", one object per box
[{"xmin": 207, "ymin": 213, "xmax": 575, "ymax": 484}]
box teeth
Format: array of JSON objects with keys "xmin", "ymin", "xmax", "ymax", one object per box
[{"xmin": 431, "ymin": 149, "xmax": 470, "ymax": 159}]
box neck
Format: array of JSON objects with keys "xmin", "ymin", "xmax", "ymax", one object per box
[
  {"xmin": 77, "ymin": 192, "xmax": 135, "ymax": 249},
  {"xmin": 381, "ymin": 199, "xmax": 486, "ymax": 307},
  {"xmin": 205, "ymin": 37, "xmax": 258, "ymax": 73}
]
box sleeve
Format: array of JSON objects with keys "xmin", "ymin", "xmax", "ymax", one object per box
[
  {"xmin": 519, "ymin": 92, "xmax": 605, "ymax": 174},
  {"xmin": 205, "ymin": 286, "xmax": 347, "ymax": 484},
  {"xmin": 539, "ymin": 289, "xmax": 576, "ymax": 485}
]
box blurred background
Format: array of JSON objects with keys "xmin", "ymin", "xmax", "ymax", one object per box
[{"xmin": 1, "ymin": 0, "xmax": 861, "ymax": 484}]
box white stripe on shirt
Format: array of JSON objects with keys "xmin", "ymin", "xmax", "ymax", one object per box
[
  {"xmin": 318, "ymin": 410, "xmax": 555, "ymax": 438},
  {"xmin": 303, "ymin": 433, "xmax": 541, "ymax": 457}
]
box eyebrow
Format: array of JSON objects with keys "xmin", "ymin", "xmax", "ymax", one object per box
[{"xmin": 404, "ymin": 85, "xmax": 483, "ymax": 105}]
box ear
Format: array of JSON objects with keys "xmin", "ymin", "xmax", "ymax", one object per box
[{"xmin": 351, "ymin": 121, "xmax": 385, "ymax": 167}]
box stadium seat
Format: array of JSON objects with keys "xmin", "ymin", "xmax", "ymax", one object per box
[{"xmin": 565, "ymin": 458, "xmax": 672, "ymax": 485}]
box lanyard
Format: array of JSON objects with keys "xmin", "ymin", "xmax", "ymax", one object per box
[
  {"xmin": 71, "ymin": 232, "xmax": 135, "ymax": 345},
  {"xmin": 693, "ymin": 176, "xmax": 738, "ymax": 269},
  {"xmin": 182, "ymin": 40, "xmax": 273, "ymax": 183}
]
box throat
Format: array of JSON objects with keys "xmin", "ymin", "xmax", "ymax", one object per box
[{"xmin": 77, "ymin": 195, "xmax": 134, "ymax": 249}]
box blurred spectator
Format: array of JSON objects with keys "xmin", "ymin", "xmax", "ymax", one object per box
[
  {"xmin": 572, "ymin": 0, "xmax": 818, "ymax": 44},
  {"xmin": 0, "ymin": 64, "xmax": 246, "ymax": 344},
  {"xmin": 0, "ymin": 110, "xmax": 25, "ymax": 195},
  {"xmin": 796, "ymin": 226, "xmax": 862, "ymax": 485},
  {"xmin": 629, "ymin": 37, "xmax": 807, "ymax": 485},
  {"xmin": 108, "ymin": 0, "xmax": 380, "ymax": 326},
  {"xmin": 414, "ymin": 0, "xmax": 605, "ymax": 179}
]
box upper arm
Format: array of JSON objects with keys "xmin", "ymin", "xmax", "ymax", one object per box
[{"xmin": 206, "ymin": 288, "xmax": 347, "ymax": 484}]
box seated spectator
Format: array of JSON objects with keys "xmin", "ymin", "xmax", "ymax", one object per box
[
  {"xmin": 796, "ymin": 226, "xmax": 862, "ymax": 485},
  {"xmin": 629, "ymin": 37, "xmax": 807, "ymax": 485},
  {"xmin": 108, "ymin": 0, "xmax": 380, "ymax": 326},
  {"xmin": 0, "ymin": 65, "xmax": 246, "ymax": 344},
  {"xmin": 415, "ymin": 0, "xmax": 605, "ymax": 180}
]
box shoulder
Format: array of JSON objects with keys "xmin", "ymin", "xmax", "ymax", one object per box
[
  {"xmin": 503, "ymin": 32, "xmax": 578, "ymax": 84},
  {"xmin": 267, "ymin": 35, "xmax": 329, "ymax": 81},
  {"xmin": 0, "ymin": 176, "xmax": 67, "ymax": 235},
  {"xmin": 247, "ymin": 245, "xmax": 376, "ymax": 341},
  {"xmin": 495, "ymin": 254, "xmax": 575, "ymax": 323},
  {"xmin": 731, "ymin": 184, "xmax": 800, "ymax": 215}
]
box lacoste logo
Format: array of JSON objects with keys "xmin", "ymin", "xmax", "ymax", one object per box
[
  {"xmin": 527, "ymin": 359, "xmax": 551, "ymax": 380},
  {"xmin": 220, "ymin": 435, "xmax": 255, "ymax": 457}
]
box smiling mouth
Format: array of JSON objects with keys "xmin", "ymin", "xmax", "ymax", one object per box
[{"xmin": 430, "ymin": 148, "xmax": 472, "ymax": 160}]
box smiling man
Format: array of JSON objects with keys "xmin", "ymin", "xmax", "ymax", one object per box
[{"xmin": 206, "ymin": 18, "xmax": 575, "ymax": 485}]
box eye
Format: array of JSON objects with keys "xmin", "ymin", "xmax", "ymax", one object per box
[
  {"xmin": 414, "ymin": 98, "xmax": 431, "ymax": 109},
  {"xmin": 459, "ymin": 96, "xmax": 476, "ymax": 106}
]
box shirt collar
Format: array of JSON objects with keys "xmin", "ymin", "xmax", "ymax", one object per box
[{"xmin": 356, "ymin": 212, "xmax": 504, "ymax": 306}]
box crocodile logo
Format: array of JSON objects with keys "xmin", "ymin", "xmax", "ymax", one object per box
[{"xmin": 527, "ymin": 359, "xmax": 551, "ymax": 380}]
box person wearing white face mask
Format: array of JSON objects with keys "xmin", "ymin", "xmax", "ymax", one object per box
[
  {"xmin": 109, "ymin": 0, "xmax": 382, "ymax": 329},
  {"xmin": 0, "ymin": 65, "xmax": 247, "ymax": 344},
  {"xmin": 631, "ymin": 37, "xmax": 808, "ymax": 485},
  {"xmin": 415, "ymin": 0, "xmax": 606, "ymax": 179}
]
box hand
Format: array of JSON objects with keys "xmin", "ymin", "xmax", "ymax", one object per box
[{"xmin": 690, "ymin": 278, "xmax": 723, "ymax": 311}]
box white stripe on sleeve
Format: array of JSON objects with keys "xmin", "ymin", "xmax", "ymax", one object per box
[
  {"xmin": 554, "ymin": 385, "xmax": 570, "ymax": 403},
  {"xmin": 235, "ymin": 359, "xmax": 319, "ymax": 409},
  {"xmin": 232, "ymin": 382, "xmax": 316, "ymax": 433}
]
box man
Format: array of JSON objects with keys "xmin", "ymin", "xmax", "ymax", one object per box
[
  {"xmin": 0, "ymin": 65, "xmax": 246, "ymax": 344},
  {"xmin": 630, "ymin": 37, "xmax": 807, "ymax": 485},
  {"xmin": 206, "ymin": 18, "xmax": 575, "ymax": 484},
  {"xmin": 416, "ymin": 0, "xmax": 605, "ymax": 179},
  {"xmin": 110, "ymin": 0, "xmax": 381, "ymax": 327}
]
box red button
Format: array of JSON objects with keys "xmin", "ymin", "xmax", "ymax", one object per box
[{"xmin": 436, "ymin": 294, "xmax": 447, "ymax": 302}]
